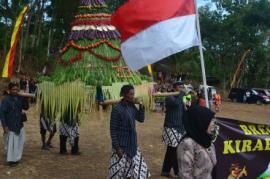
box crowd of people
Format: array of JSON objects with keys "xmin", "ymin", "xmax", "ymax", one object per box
[
  {"xmin": 109, "ymin": 82, "xmax": 219, "ymax": 178},
  {"xmin": 19, "ymin": 74, "xmax": 37, "ymax": 94},
  {"xmin": 0, "ymin": 80, "xmax": 220, "ymax": 178}
]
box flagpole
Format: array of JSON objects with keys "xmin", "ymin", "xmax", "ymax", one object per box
[{"xmin": 194, "ymin": 0, "xmax": 210, "ymax": 108}]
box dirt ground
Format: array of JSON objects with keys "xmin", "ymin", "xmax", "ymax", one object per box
[{"xmin": 0, "ymin": 102, "xmax": 269, "ymax": 179}]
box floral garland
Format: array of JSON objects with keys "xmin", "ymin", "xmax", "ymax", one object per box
[
  {"xmin": 75, "ymin": 13, "xmax": 111, "ymax": 19},
  {"xmin": 60, "ymin": 40, "xmax": 120, "ymax": 53},
  {"xmin": 57, "ymin": 50, "xmax": 120, "ymax": 65},
  {"xmin": 80, "ymin": 0, "xmax": 106, "ymax": 6},
  {"xmin": 71, "ymin": 19, "xmax": 111, "ymax": 26},
  {"xmin": 79, "ymin": 5, "xmax": 107, "ymax": 9},
  {"xmin": 57, "ymin": 53, "xmax": 82, "ymax": 65},
  {"xmin": 88, "ymin": 49, "xmax": 121, "ymax": 62}
]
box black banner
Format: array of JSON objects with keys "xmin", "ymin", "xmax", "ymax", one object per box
[{"xmin": 215, "ymin": 117, "xmax": 270, "ymax": 179}]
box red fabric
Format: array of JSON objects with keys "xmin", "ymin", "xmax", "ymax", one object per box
[
  {"xmin": 8, "ymin": 22, "xmax": 23, "ymax": 77},
  {"xmin": 112, "ymin": 0, "xmax": 196, "ymax": 41},
  {"xmin": 8, "ymin": 8, "xmax": 28, "ymax": 77}
]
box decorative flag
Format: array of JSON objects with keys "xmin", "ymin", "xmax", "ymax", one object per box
[
  {"xmin": 147, "ymin": 65, "xmax": 153, "ymax": 76},
  {"xmin": 2, "ymin": 6, "xmax": 29, "ymax": 78},
  {"xmin": 112, "ymin": 0, "xmax": 199, "ymax": 70}
]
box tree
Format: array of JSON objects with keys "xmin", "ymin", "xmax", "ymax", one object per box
[{"xmin": 200, "ymin": 0, "xmax": 270, "ymax": 89}]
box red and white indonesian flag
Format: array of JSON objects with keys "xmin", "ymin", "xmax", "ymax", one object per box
[{"xmin": 112, "ymin": 0, "xmax": 199, "ymax": 70}]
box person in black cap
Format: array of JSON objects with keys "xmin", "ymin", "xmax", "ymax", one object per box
[
  {"xmin": 0, "ymin": 82, "xmax": 29, "ymax": 166},
  {"xmin": 161, "ymin": 81, "xmax": 186, "ymax": 177}
]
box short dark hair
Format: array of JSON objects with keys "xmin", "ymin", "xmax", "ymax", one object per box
[
  {"xmin": 173, "ymin": 81, "xmax": 184, "ymax": 88},
  {"xmin": 120, "ymin": 84, "xmax": 134, "ymax": 97},
  {"xmin": 8, "ymin": 82, "xmax": 19, "ymax": 90}
]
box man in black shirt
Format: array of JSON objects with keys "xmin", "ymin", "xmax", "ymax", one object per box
[
  {"xmin": 109, "ymin": 85, "xmax": 150, "ymax": 178},
  {"xmin": 0, "ymin": 82, "xmax": 29, "ymax": 166},
  {"xmin": 161, "ymin": 81, "xmax": 186, "ymax": 177}
]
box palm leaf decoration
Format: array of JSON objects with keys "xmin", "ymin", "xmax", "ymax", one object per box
[{"xmin": 38, "ymin": 0, "xmax": 152, "ymax": 123}]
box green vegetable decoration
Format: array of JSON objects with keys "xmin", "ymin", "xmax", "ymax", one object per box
[
  {"xmin": 38, "ymin": 0, "xmax": 152, "ymax": 122},
  {"xmin": 257, "ymin": 163, "xmax": 270, "ymax": 179}
]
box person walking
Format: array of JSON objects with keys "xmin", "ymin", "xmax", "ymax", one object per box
[
  {"xmin": 109, "ymin": 85, "xmax": 150, "ymax": 178},
  {"xmin": 161, "ymin": 81, "xmax": 186, "ymax": 177},
  {"xmin": 59, "ymin": 106, "xmax": 80, "ymax": 155},
  {"xmin": 213, "ymin": 92, "xmax": 221, "ymax": 112},
  {"xmin": 40, "ymin": 102, "xmax": 57, "ymax": 150},
  {"xmin": 177, "ymin": 105, "xmax": 218, "ymax": 179},
  {"xmin": 0, "ymin": 82, "xmax": 29, "ymax": 166}
]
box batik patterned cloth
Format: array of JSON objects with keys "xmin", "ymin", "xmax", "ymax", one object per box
[
  {"xmin": 109, "ymin": 148, "xmax": 150, "ymax": 179},
  {"xmin": 162, "ymin": 127, "xmax": 184, "ymax": 147},
  {"xmin": 59, "ymin": 122, "xmax": 79, "ymax": 145}
]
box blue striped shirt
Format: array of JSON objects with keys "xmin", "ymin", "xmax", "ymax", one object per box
[
  {"xmin": 164, "ymin": 92, "xmax": 185, "ymax": 134},
  {"xmin": 110, "ymin": 101, "xmax": 145, "ymax": 157}
]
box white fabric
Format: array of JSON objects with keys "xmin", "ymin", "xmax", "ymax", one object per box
[
  {"xmin": 5, "ymin": 128, "xmax": 25, "ymax": 162},
  {"xmin": 121, "ymin": 15, "xmax": 199, "ymax": 70},
  {"xmin": 3, "ymin": 133, "xmax": 8, "ymax": 155}
]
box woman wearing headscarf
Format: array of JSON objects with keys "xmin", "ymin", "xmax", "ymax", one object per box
[{"xmin": 177, "ymin": 105, "xmax": 218, "ymax": 179}]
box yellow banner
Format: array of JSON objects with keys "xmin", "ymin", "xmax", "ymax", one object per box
[
  {"xmin": 147, "ymin": 65, "xmax": 152, "ymax": 76},
  {"xmin": 2, "ymin": 6, "xmax": 29, "ymax": 78}
]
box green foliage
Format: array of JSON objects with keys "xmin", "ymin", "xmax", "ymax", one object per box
[
  {"xmin": 0, "ymin": 0, "xmax": 269, "ymax": 90},
  {"xmin": 106, "ymin": 0, "xmax": 127, "ymax": 12},
  {"xmin": 200, "ymin": 0, "xmax": 270, "ymax": 89},
  {"xmin": 38, "ymin": 81, "xmax": 87, "ymax": 122}
]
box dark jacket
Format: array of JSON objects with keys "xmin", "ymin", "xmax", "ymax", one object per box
[
  {"xmin": 110, "ymin": 101, "xmax": 145, "ymax": 158},
  {"xmin": 20, "ymin": 80, "xmax": 27, "ymax": 91},
  {"xmin": 164, "ymin": 91, "xmax": 185, "ymax": 133},
  {"xmin": 0, "ymin": 95, "xmax": 29, "ymax": 134},
  {"xmin": 29, "ymin": 81, "xmax": 37, "ymax": 93}
]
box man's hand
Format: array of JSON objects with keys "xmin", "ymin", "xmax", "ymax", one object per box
[
  {"xmin": 3, "ymin": 127, "xmax": 9, "ymax": 133},
  {"xmin": 134, "ymin": 98, "xmax": 143, "ymax": 105},
  {"xmin": 116, "ymin": 148, "xmax": 124, "ymax": 158}
]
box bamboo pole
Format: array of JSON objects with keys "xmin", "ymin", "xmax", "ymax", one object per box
[
  {"xmin": 153, "ymin": 92, "xmax": 179, "ymax": 97},
  {"xmin": 101, "ymin": 92, "xmax": 180, "ymax": 105},
  {"xmin": 18, "ymin": 92, "xmax": 35, "ymax": 98}
]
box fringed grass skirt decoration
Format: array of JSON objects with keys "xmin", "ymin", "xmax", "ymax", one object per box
[{"xmin": 109, "ymin": 148, "xmax": 150, "ymax": 179}]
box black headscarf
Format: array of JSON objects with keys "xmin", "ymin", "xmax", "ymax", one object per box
[{"xmin": 183, "ymin": 105, "xmax": 215, "ymax": 148}]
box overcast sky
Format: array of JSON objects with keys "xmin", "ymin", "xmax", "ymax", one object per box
[{"xmin": 197, "ymin": 0, "xmax": 211, "ymax": 6}]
